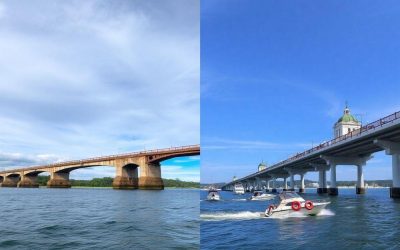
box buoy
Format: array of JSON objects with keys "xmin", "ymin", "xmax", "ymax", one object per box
[
  {"xmin": 291, "ymin": 201, "xmax": 301, "ymax": 211},
  {"xmin": 305, "ymin": 200, "xmax": 314, "ymax": 210}
]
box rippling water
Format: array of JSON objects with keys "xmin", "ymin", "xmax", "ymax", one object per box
[
  {"xmin": 201, "ymin": 188, "xmax": 400, "ymax": 249},
  {"xmin": 0, "ymin": 188, "xmax": 199, "ymax": 250}
]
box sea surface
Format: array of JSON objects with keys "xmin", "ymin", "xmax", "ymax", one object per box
[
  {"xmin": 0, "ymin": 188, "xmax": 199, "ymax": 250},
  {"xmin": 201, "ymin": 188, "xmax": 400, "ymax": 250}
]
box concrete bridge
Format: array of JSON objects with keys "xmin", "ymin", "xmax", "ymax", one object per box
[
  {"xmin": 0, "ymin": 145, "xmax": 200, "ymax": 190},
  {"xmin": 221, "ymin": 110, "xmax": 400, "ymax": 198}
]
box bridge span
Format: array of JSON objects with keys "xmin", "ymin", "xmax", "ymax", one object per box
[
  {"xmin": 221, "ymin": 110, "xmax": 400, "ymax": 198},
  {"xmin": 0, "ymin": 145, "xmax": 200, "ymax": 190}
]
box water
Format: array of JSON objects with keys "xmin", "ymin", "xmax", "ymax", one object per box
[
  {"xmin": 201, "ymin": 188, "xmax": 400, "ymax": 249},
  {"xmin": 0, "ymin": 188, "xmax": 199, "ymax": 250}
]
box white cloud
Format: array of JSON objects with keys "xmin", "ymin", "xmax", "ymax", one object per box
[{"xmin": 0, "ymin": 0, "xmax": 199, "ymax": 180}]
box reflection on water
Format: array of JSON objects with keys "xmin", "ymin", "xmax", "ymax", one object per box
[{"xmin": 201, "ymin": 189, "xmax": 400, "ymax": 249}]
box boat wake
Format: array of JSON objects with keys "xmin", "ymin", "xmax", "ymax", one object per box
[
  {"xmin": 201, "ymin": 209, "xmax": 335, "ymax": 221},
  {"xmin": 201, "ymin": 211, "xmax": 263, "ymax": 221},
  {"xmin": 231, "ymin": 198, "xmax": 247, "ymax": 201},
  {"xmin": 317, "ymin": 209, "xmax": 335, "ymax": 216}
]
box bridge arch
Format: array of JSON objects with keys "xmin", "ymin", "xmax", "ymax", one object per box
[{"xmin": 2, "ymin": 173, "xmax": 20, "ymax": 187}]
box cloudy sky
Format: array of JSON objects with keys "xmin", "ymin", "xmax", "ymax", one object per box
[{"xmin": 0, "ymin": 0, "xmax": 199, "ymax": 181}]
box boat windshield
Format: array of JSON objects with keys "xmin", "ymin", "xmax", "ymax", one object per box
[{"xmin": 280, "ymin": 192, "xmax": 301, "ymax": 200}]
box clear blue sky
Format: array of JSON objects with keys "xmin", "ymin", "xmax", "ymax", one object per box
[{"xmin": 201, "ymin": 0, "xmax": 400, "ymax": 183}]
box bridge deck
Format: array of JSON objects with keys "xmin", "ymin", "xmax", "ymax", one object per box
[
  {"xmin": 0, "ymin": 145, "xmax": 200, "ymax": 174},
  {"xmin": 224, "ymin": 111, "xmax": 400, "ymax": 185}
]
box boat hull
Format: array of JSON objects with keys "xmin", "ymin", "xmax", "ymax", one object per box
[
  {"xmin": 250, "ymin": 195, "xmax": 275, "ymax": 201},
  {"xmin": 207, "ymin": 195, "xmax": 220, "ymax": 201},
  {"xmin": 265, "ymin": 202, "xmax": 329, "ymax": 217}
]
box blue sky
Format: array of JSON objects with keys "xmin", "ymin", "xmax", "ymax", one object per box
[
  {"xmin": 0, "ymin": 0, "xmax": 199, "ymax": 181},
  {"xmin": 201, "ymin": 0, "xmax": 400, "ymax": 183}
]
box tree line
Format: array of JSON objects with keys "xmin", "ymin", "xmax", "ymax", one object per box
[{"xmin": 37, "ymin": 176, "xmax": 199, "ymax": 188}]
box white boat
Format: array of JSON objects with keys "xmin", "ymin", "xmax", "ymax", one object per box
[
  {"xmin": 264, "ymin": 191, "xmax": 330, "ymax": 217},
  {"xmin": 207, "ymin": 189, "xmax": 220, "ymax": 201},
  {"xmin": 233, "ymin": 183, "xmax": 245, "ymax": 195},
  {"xmin": 249, "ymin": 191, "xmax": 275, "ymax": 201}
]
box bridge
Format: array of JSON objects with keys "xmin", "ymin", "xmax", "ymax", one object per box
[
  {"xmin": 0, "ymin": 145, "xmax": 200, "ymax": 190},
  {"xmin": 221, "ymin": 110, "xmax": 400, "ymax": 198}
]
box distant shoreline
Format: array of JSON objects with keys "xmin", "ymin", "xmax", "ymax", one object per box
[{"xmin": 36, "ymin": 186, "xmax": 200, "ymax": 189}]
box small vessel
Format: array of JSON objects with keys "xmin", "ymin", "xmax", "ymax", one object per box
[
  {"xmin": 233, "ymin": 183, "xmax": 245, "ymax": 195},
  {"xmin": 249, "ymin": 191, "xmax": 275, "ymax": 201},
  {"xmin": 264, "ymin": 191, "xmax": 330, "ymax": 217},
  {"xmin": 207, "ymin": 188, "xmax": 220, "ymax": 201}
]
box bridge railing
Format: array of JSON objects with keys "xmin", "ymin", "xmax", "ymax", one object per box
[
  {"xmin": 0, "ymin": 144, "xmax": 200, "ymax": 174},
  {"xmin": 261, "ymin": 111, "xmax": 400, "ymax": 173},
  {"xmin": 229, "ymin": 111, "xmax": 400, "ymax": 183}
]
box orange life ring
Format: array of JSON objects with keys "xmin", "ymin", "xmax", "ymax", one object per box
[
  {"xmin": 305, "ymin": 200, "xmax": 314, "ymax": 210},
  {"xmin": 291, "ymin": 201, "xmax": 301, "ymax": 211}
]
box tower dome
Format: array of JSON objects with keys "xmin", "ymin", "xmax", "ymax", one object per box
[
  {"xmin": 258, "ymin": 161, "xmax": 267, "ymax": 171},
  {"xmin": 337, "ymin": 106, "xmax": 359, "ymax": 123},
  {"xmin": 333, "ymin": 104, "xmax": 361, "ymax": 138}
]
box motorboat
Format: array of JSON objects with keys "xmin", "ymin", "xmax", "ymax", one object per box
[
  {"xmin": 233, "ymin": 183, "xmax": 245, "ymax": 195},
  {"xmin": 249, "ymin": 191, "xmax": 275, "ymax": 201},
  {"xmin": 207, "ymin": 188, "xmax": 220, "ymax": 201},
  {"xmin": 264, "ymin": 191, "xmax": 330, "ymax": 217}
]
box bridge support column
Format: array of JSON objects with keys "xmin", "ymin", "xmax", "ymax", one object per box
[
  {"xmin": 255, "ymin": 177, "xmax": 262, "ymax": 191},
  {"xmin": 329, "ymin": 164, "xmax": 338, "ymax": 196},
  {"xmin": 374, "ymin": 139, "xmax": 400, "ymax": 198},
  {"xmin": 289, "ymin": 174, "xmax": 295, "ymax": 191},
  {"xmin": 47, "ymin": 172, "xmax": 71, "ymax": 188},
  {"xmin": 271, "ymin": 178, "xmax": 277, "ymax": 193},
  {"xmin": 319, "ymin": 170, "xmax": 328, "ymax": 194},
  {"xmin": 266, "ymin": 179, "xmax": 270, "ymax": 192},
  {"xmin": 356, "ymin": 165, "xmax": 365, "ymax": 194},
  {"xmin": 299, "ymin": 174, "xmax": 305, "ymax": 193},
  {"xmin": 113, "ymin": 164, "xmax": 139, "ymax": 189},
  {"xmin": 139, "ymin": 162, "xmax": 164, "ymax": 190},
  {"xmin": 18, "ymin": 175, "xmax": 39, "ymax": 188},
  {"xmin": 1, "ymin": 175, "xmax": 19, "ymax": 187},
  {"xmin": 283, "ymin": 177, "xmax": 288, "ymax": 191}
]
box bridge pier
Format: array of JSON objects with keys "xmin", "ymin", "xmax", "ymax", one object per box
[
  {"xmin": 113, "ymin": 164, "xmax": 139, "ymax": 189},
  {"xmin": 266, "ymin": 179, "xmax": 270, "ymax": 192},
  {"xmin": 255, "ymin": 177, "xmax": 263, "ymax": 190},
  {"xmin": 289, "ymin": 173, "xmax": 295, "ymax": 191},
  {"xmin": 374, "ymin": 140, "xmax": 400, "ymax": 198},
  {"xmin": 328, "ymin": 164, "xmax": 338, "ymax": 196},
  {"xmin": 271, "ymin": 178, "xmax": 277, "ymax": 193},
  {"xmin": 299, "ymin": 173, "xmax": 305, "ymax": 193},
  {"xmin": 319, "ymin": 169, "xmax": 328, "ymax": 194},
  {"xmin": 18, "ymin": 174, "xmax": 39, "ymax": 188},
  {"xmin": 322, "ymin": 155, "xmax": 372, "ymax": 196},
  {"xmin": 47, "ymin": 172, "xmax": 71, "ymax": 188},
  {"xmin": 356, "ymin": 164, "xmax": 365, "ymax": 194},
  {"xmin": 1, "ymin": 175, "xmax": 19, "ymax": 187},
  {"xmin": 139, "ymin": 163, "xmax": 164, "ymax": 190},
  {"xmin": 283, "ymin": 177, "xmax": 288, "ymax": 191},
  {"xmin": 310, "ymin": 163, "xmax": 329, "ymax": 194}
]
